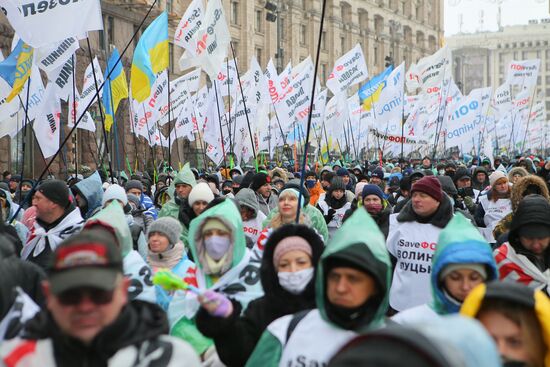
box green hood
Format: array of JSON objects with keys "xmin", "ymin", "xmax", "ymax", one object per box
[
  {"xmin": 431, "ymin": 213, "xmax": 497, "ymax": 314},
  {"xmin": 187, "ymin": 199, "xmax": 246, "ymax": 287},
  {"xmin": 315, "ymin": 206, "xmax": 391, "ymax": 332},
  {"xmin": 88, "ymin": 201, "xmax": 133, "ymax": 257},
  {"xmin": 174, "ymin": 162, "xmax": 197, "ymax": 187}
]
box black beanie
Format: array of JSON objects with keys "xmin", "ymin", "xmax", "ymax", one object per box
[
  {"xmin": 37, "ymin": 180, "xmax": 70, "ymax": 208},
  {"xmin": 250, "ymin": 172, "xmax": 270, "ymax": 192}
]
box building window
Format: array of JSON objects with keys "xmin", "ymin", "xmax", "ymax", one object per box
[
  {"xmin": 256, "ymin": 47, "xmax": 263, "ymax": 66},
  {"xmin": 321, "ymin": 63, "xmax": 328, "ymax": 81},
  {"xmin": 374, "ymin": 45, "xmax": 378, "ymax": 66},
  {"xmin": 107, "ymin": 16, "xmax": 114, "ymax": 47},
  {"xmin": 321, "ymin": 31, "xmax": 327, "ymax": 50},
  {"xmin": 255, "ymin": 9, "xmax": 263, "ymax": 32},
  {"xmin": 99, "ymin": 29, "xmax": 105, "ymax": 51},
  {"xmin": 340, "ymin": 36, "xmax": 346, "ymax": 54},
  {"xmin": 231, "ymin": 1, "xmax": 239, "ymax": 25},
  {"xmin": 300, "ymin": 24, "xmax": 307, "ymax": 45}
]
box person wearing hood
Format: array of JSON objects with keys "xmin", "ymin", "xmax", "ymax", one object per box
[
  {"xmin": 86, "ymin": 201, "xmax": 157, "ymax": 304},
  {"xmin": 453, "ymin": 166, "xmax": 479, "ymax": 214},
  {"xmin": 195, "ymin": 224, "xmax": 323, "ymax": 366},
  {"xmin": 508, "ymin": 166, "xmax": 530, "ymax": 185},
  {"xmin": 305, "ymin": 170, "xmax": 325, "ymax": 206},
  {"xmin": 269, "ymin": 167, "xmax": 288, "ymax": 185},
  {"xmin": 475, "ymin": 171, "xmax": 512, "ymax": 244},
  {"xmin": 472, "ymin": 166, "xmax": 490, "ymax": 192},
  {"xmin": 158, "ymin": 162, "xmax": 197, "ymax": 220},
  {"xmin": 146, "ymin": 216, "xmax": 195, "ymax": 311},
  {"xmin": 494, "ymin": 195, "xmax": 550, "ymax": 294},
  {"xmin": 386, "ymin": 176, "xmax": 455, "ymax": 312},
  {"xmin": 168, "ymin": 199, "xmax": 263, "ymax": 361},
  {"xmin": 12, "ymin": 178, "xmax": 34, "ymax": 209},
  {"xmin": 229, "ymin": 165, "xmax": 244, "ymax": 180},
  {"xmin": 71, "ymin": 171, "xmax": 103, "ymax": 220},
  {"xmin": 316, "ymin": 177, "xmax": 352, "ymax": 238},
  {"xmin": 461, "ymin": 282, "xmax": 550, "ymax": 367},
  {"xmin": 236, "ymin": 188, "xmax": 267, "ymax": 248},
  {"xmin": 329, "ymin": 315, "xmax": 501, "ymax": 367},
  {"xmin": 22, "ymin": 180, "xmax": 84, "ymax": 269},
  {"xmin": 0, "ymin": 188, "xmax": 28, "ymax": 245},
  {"xmin": 246, "ymin": 207, "xmax": 391, "ymax": 367},
  {"xmin": 124, "ymin": 179, "xmax": 158, "ymax": 220},
  {"xmin": 260, "ymin": 181, "xmax": 329, "ymax": 245},
  {"xmin": 393, "ymin": 214, "xmax": 497, "ymax": 324},
  {"xmin": 493, "ymin": 174, "xmax": 549, "ymax": 244},
  {"xmin": 251, "ymin": 172, "xmax": 278, "ymax": 216},
  {"xmin": 0, "ymin": 227, "xmax": 201, "ymax": 367}
]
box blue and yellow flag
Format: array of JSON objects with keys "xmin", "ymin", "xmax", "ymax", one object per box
[
  {"xmin": 103, "ymin": 48, "xmax": 129, "ymax": 132},
  {"xmin": 358, "ymin": 65, "xmax": 393, "ymax": 111},
  {"xmin": 131, "ymin": 12, "xmax": 169, "ymax": 103},
  {"xmin": 0, "ymin": 39, "xmax": 34, "ymax": 102}
]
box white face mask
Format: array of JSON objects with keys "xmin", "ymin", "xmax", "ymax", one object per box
[{"xmin": 278, "ymin": 268, "xmax": 314, "ymax": 295}]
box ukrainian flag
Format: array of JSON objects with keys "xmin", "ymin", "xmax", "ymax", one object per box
[
  {"xmin": 131, "ymin": 12, "xmax": 169, "ymax": 103},
  {"xmin": 103, "ymin": 48, "xmax": 128, "ymax": 132},
  {"xmin": 0, "ymin": 39, "xmax": 34, "ymax": 102},
  {"xmin": 358, "ymin": 65, "xmax": 393, "ymax": 111}
]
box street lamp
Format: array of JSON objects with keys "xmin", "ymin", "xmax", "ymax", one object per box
[{"xmin": 265, "ymin": 0, "xmax": 283, "ymax": 72}]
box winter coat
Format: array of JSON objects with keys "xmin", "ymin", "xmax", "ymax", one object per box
[
  {"xmin": 72, "ymin": 171, "xmax": 103, "ymax": 219},
  {"xmin": 460, "ymin": 281, "xmax": 550, "ymax": 367},
  {"xmin": 169, "ymin": 199, "xmax": 264, "ymax": 355},
  {"xmin": 316, "ymin": 192, "xmax": 352, "ymax": 237},
  {"xmin": 0, "ymin": 301, "xmax": 201, "ymax": 367},
  {"xmin": 393, "ymin": 214, "xmax": 497, "ymax": 325},
  {"xmin": 494, "ymin": 195, "xmax": 550, "ymax": 295},
  {"xmin": 246, "ymin": 208, "xmax": 391, "ymax": 367},
  {"xmin": 22, "ymin": 206, "xmax": 84, "ymax": 269},
  {"xmin": 235, "ymin": 188, "xmax": 266, "ymax": 247},
  {"xmin": 196, "ymin": 225, "xmax": 324, "ymax": 367},
  {"xmin": 343, "ymin": 202, "xmax": 391, "ymax": 238},
  {"xmin": 386, "ymin": 196, "xmax": 454, "ymax": 311},
  {"xmin": 256, "ymin": 191, "xmax": 278, "ymax": 216},
  {"xmin": 492, "ymin": 174, "xmax": 549, "ymax": 243}
]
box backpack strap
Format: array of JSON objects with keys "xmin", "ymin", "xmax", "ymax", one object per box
[{"xmin": 285, "ymin": 309, "xmax": 312, "ymax": 344}]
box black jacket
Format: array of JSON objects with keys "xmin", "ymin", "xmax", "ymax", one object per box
[
  {"xmin": 343, "ymin": 204, "xmax": 391, "ymax": 238},
  {"xmin": 396, "ymin": 195, "xmax": 454, "ymax": 229},
  {"xmin": 195, "ymin": 224, "xmax": 324, "ymax": 367},
  {"xmin": 22, "ymin": 301, "xmax": 170, "ymax": 367}
]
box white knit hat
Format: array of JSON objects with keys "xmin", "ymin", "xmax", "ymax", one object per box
[
  {"xmin": 489, "ymin": 171, "xmax": 507, "ymax": 187},
  {"xmin": 188, "ymin": 182, "xmax": 214, "ymax": 206},
  {"xmin": 102, "ymin": 184, "xmax": 128, "ymax": 207}
]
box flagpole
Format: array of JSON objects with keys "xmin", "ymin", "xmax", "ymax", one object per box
[
  {"xmin": 142, "ymin": 105, "xmax": 159, "ymax": 177},
  {"xmin": 85, "ymin": 39, "xmax": 115, "ymax": 183},
  {"xmin": 12, "ymin": 78, "xmax": 31, "ymax": 220},
  {"xmin": 70, "ymin": 54, "xmax": 79, "ymax": 179},
  {"xmin": 520, "ymin": 86, "xmax": 538, "ymax": 153},
  {"xmin": 225, "ymin": 59, "xmax": 234, "ymax": 157},
  {"xmin": 212, "ymin": 79, "xmax": 228, "ymax": 168},
  {"xmin": 229, "ymin": 43, "xmax": 258, "ymax": 169},
  {"xmin": 7, "ymin": 0, "xmax": 161, "ymax": 225},
  {"xmin": 167, "ymin": 68, "xmax": 172, "ymax": 169}
]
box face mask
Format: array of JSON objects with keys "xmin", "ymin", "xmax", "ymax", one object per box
[
  {"xmin": 204, "ymin": 235, "xmax": 231, "ymax": 261},
  {"xmin": 438, "ymin": 169, "xmax": 445, "ymax": 175},
  {"xmin": 278, "ymin": 268, "xmax": 314, "ymax": 295},
  {"xmin": 306, "ymin": 180, "xmax": 316, "ymax": 188},
  {"xmin": 222, "ymin": 189, "xmax": 232, "ymax": 195},
  {"xmin": 365, "ymin": 203, "xmax": 383, "ymax": 214}
]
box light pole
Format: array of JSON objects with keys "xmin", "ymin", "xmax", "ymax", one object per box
[{"xmin": 265, "ymin": 1, "xmax": 283, "ymax": 73}]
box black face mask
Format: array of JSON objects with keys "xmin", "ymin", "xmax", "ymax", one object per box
[
  {"xmin": 222, "ymin": 189, "xmax": 232, "ymax": 195},
  {"xmin": 325, "ymin": 294, "xmax": 383, "ymax": 330}
]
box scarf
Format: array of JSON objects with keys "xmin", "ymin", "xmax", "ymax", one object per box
[{"xmin": 147, "ymin": 241, "xmax": 185, "ymax": 270}]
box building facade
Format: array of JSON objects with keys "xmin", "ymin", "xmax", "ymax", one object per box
[
  {"xmin": 0, "ymin": 0, "xmax": 443, "ymax": 177},
  {"xmin": 446, "ymin": 20, "xmax": 550, "ymax": 111}
]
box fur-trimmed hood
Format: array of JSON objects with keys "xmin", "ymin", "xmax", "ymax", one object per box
[
  {"xmin": 269, "ymin": 167, "xmax": 288, "ymax": 183},
  {"xmin": 510, "ymin": 175, "xmax": 549, "ymax": 212}
]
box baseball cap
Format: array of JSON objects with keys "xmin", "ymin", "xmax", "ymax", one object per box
[{"xmin": 48, "ymin": 229, "xmax": 123, "ymax": 295}]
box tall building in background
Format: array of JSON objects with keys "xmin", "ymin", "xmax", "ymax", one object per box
[
  {"xmin": 446, "ymin": 20, "xmax": 550, "ymax": 111},
  {"xmin": 0, "ymin": 0, "xmax": 444, "ymax": 176}
]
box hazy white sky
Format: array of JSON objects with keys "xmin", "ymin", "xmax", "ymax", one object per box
[{"xmin": 444, "ymin": 0, "xmax": 550, "ymax": 36}]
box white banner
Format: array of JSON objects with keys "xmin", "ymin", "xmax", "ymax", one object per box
[
  {"xmin": 35, "ymin": 37, "xmax": 79, "ymax": 73},
  {"xmin": 33, "ymin": 83, "xmax": 60, "ymax": 157},
  {"xmin": 326, "ymin": 44, "xmax": 368, "ymax": 95},
  {"xmin": 1, "ymin": 0, "xmax": 101, "ymax": 48},
  {"xmin": 372, "ymin": 63, "xmax": 405, "ymax": 136},
  {"xmin": 492, "ymin": 83, "xmax": 512, "ymax": 120},
  {"xmin": 173, "ymin": 0, "xmax": 204, "ymax": 55},
  {"xmin": 47, "ymin": 56, "xmax": 74, "ymax": 101},
  {"xmin": 506, "ymin": 59, "xmax": 540, "ymax": 87},
  {"xmin": 407, "ymin": 46, "xmax": 451, "ymax": 92}
]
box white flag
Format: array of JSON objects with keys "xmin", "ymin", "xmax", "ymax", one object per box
[
  {"xmin": 179, "ymin": 0, "xmax": 230, "ymax": 78},
  {"xmin": 33, "ymin": 84, "xmax": 60, "ymax": 157},
  {"xmin": 173, "ymin": 0, "xmax": 204, "ymax": 55},
  {"xmin": 372, "ymin": 63, "xmax": 405, "ymax": 136},
  {"xmin": 506, "ymin": 59, "xmax": 540, "ymax": 87},
  {"xmin": 326, "ymin": 44, "xmax": 368, "ymax": 95},
  {"xmin": 407, "ymin": 46, "xmax": 451, "ymax": 91},
  {"xmin": 492, "ymin": 83, "xmax": 512, "ymax": 120},
  {"xmin": 35, "ymin": 37, "xmax": 80, "ymax": 73},
  {"xmin": 1, "ymin": 0, "xmax": 102, "ymax": 48},
  {"xmin": 47, "ymin": 56, "xmax": 74, "ymax": 101}
]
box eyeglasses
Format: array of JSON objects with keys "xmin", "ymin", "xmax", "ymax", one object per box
[{"xmin": 57, "ymin": 287, "xmax": 115, "ymax": 306}]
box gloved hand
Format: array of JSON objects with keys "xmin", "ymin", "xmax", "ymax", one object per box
[
  {"xmin": 198, "ymin": 290, "xmax": 233, "ymax": 318},
  {"xmin": 324, "ymin": 208, "xmax": 336, "ymax": 224}
]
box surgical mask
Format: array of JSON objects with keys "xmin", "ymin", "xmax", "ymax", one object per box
[
  {"xmin": 204, "ymin": 235, "xmax": 231, "ymax": 261},
  {"xmin": 306, "ymin": 180, "xmax": 316, "ymax": 188},
  {"xmin": 365, "ymin": 203, "xmax": 383, "ymax": 214},
  {"xmin": 278, "ymin": 268, "xmax": 314, "ymax": 295}
]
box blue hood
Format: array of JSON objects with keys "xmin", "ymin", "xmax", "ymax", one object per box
[{"xmin": 74, "ymin": 171, "xmax": 104, "ymax": 218}]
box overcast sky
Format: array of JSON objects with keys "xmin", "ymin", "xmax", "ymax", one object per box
[{"xmin": 444, "ymin": 0, "xmax": 550, "ymax": 36}]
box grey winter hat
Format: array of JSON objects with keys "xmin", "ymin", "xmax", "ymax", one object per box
[
  {"xmin": 125, "ymin": 179, "xmax": 143, "ymax": 193},
  {"xmin": 147, "ymin": 217, "xmax": 182, "ymax": 246}
]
